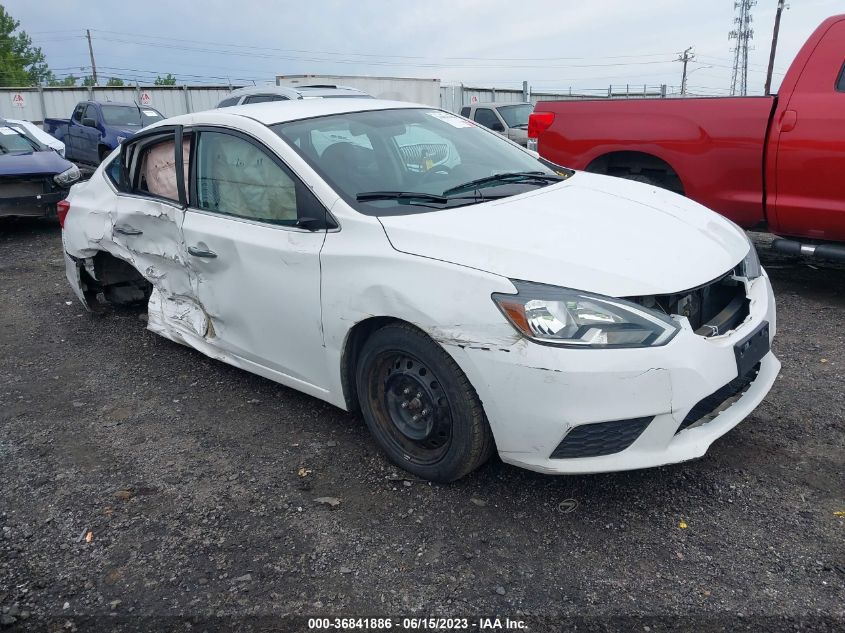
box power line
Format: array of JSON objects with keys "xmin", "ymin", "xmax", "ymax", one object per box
[{"xmin": 88, "ymin": 29, "xmax": 676, "ymax": 63}]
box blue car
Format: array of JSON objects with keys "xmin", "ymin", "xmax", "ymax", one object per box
[{"xmin": 0, "ymin": 119, "xmax": 80, "ymax": 219}]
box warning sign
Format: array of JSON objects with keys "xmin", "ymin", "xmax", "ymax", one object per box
[
  {"xmin": 11, "ymin": 92, "xmax": 25, "ymax": 108},
  {"xmin": 139, "ymin": 92, "xmax": 152, "ymax": 106}
]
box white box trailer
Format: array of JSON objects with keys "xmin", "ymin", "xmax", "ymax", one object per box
[{"xmin": 275, "ymin": 75, "xmax": 441, "ymax": 108}]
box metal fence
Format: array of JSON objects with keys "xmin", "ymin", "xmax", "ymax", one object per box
[
  {"xmin": 0, "ymin": 83, "xmax": 670, "ymax": 125},
  {"xmin": 0, "ymin": 85, "xmax": 235, "ymax": 124}
]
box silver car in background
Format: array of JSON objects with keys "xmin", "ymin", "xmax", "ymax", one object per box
[{"xmin": 217, "ymin": 84, "xmax": 372, "ymax": 108}]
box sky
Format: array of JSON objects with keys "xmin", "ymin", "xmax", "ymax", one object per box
[{"xmin": 7, "ymin": 0, "xmax": 843, "ymax": 96}]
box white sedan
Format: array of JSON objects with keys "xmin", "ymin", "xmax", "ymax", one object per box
[
  {"xmin": 6, "ymin": 118, "xmax": 66, "ymax": 156},
  {"xmin": 61, "ymin": 99, "xmax": 780, "ymax": 482}
]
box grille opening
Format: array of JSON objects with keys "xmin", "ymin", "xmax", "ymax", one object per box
[{"xmin": 627, "ymin": 271, "xmax": 749, "ymax": 337}]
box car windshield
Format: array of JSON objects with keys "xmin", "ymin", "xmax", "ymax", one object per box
[
  {"xmin": 496, "ymin": 104, "xmax": 533, "ymax": 128},
  {"xmin": 101, "ymin": 105, "xmax": 163, "ymax": 127},
  {"xmin": 272, "ymin": 108, "xmax": 570, "ymax": 215},
  {"xmin": 0, "ymin": 123, "xmax": 42, "ymax": 154}
]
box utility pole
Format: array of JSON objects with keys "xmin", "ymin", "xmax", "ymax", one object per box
[
  {"xmin": 764, "ymin": 0, "xmax": 786, "ymax": 95},
  {"xmin": 86, "ymin": 29, "xmax": 98, "ymax": 86},
  {"xmin": 678, "ymin": 47, "xmax": 695, "ymax": 96},
  {"xmin": 729, "ymin": 0, "xmax": 756, "ymax": 96}
]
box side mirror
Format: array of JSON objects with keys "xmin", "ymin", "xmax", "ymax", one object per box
[{"xmin": 82, "ymin": 117, "xmax": 97, "ymax": 128}]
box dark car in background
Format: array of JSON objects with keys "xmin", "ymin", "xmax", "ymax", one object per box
[{"xmin": 0, "ymin": 119, "xmax": 80, "ymax": 219}]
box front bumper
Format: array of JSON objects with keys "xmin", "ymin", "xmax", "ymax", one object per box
[{"xmin": 451, "ymin": 273, "xmax": 780, "ymax": 474}]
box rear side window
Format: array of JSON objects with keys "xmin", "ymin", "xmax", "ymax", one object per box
[
  {"xmin": 134, "ymin": 135, "xmax": 190, "ymax": 203},
  {"xmin": 243, "ymin": 94, "xmax": 288, "ymax": 104},
  {"xmin": 105, "ymin": 156, "xmax": 127, "ymax": 191},
  {"xmin": 459, "ymin": 107, "xmax": 470, "ymax": 117},
  {"xmin": 217, "ymin": 96, "xmax": 240, "ymax": 108},
  {"xmin": 837, "ymin": 62, "xmax": 845, "ymax": 92}
]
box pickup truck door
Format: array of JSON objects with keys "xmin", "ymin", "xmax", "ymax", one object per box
[
  {"xmin": 180, "ymin": 128, "xmax": 330, "ymax": 392},
  {"xmin": 69, "ymin": 103, "xmax": 100, "ymax": 165},
  {"xmin": 65, "ymin": 104, "xmax": 86, "ymax": 162},
  {"xmin": 769, "ymin": 20, "xmax": 845, "ymax": 242}
]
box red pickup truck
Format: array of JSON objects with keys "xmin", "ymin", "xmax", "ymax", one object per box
[{"xmin": 528, "ymin": 14, "xmax": 845, "ymax": 262}]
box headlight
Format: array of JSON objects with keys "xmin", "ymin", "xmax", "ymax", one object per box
[
  {"xmin": 53, "ymin": 165, "xmax": 80, "ymax": 187},
  {"xmin": 492, "ymin": 281, "xmax": 680, "ymax": 348},
  {"xmin": 739, "ymin": 234, "xmax": 762, "ymax": 279}
]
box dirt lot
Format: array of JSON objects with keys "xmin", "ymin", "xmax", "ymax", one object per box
[{"xmin": 1, "ymin": 219, "xmax": 843, "ymax": 632}]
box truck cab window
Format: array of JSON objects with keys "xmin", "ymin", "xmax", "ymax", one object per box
[
  {"xmin": 473, "ymin": 108, "xmax": 503, "ymax": 131},
  {"xmin": 72, "ymin": 105, "xmax": 84, "ymax": 122},
  {"xmin": 83, "ymin": 104, "xmax": 98, "ymax": 122},
  {"xmin": 837, "ymin": 62, "xmax": 845, "ymax": 92}
]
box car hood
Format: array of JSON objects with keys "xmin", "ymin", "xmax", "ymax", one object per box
[
  {"xmin": 0, "ymin": 150, "xmax": 73, "ymax": 177},
  {"xmin": 378, "ymin": 171, "xmax": 750, "ymax": 297}
]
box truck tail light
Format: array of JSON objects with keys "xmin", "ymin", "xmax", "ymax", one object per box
[
  {"xmin": 528, "ymin": 112, "xmax": 555, "ymax": 139},
  {"xmin": 57, "ymin": 200, "xmax": 70, "ymax": 228}
]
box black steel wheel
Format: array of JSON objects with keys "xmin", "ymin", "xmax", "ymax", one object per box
[{"xmin": 356, "ymin": 323, "xmax": 495, "ymax": 482}]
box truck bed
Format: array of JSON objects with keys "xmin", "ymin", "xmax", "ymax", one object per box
[{"xmin": 534, "ymin": 96, "xmax": 776, "ymax": 228}]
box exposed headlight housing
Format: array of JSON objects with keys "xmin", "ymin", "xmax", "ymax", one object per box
[
  {"xmin": 493, "ymin": 281, "xmax": 680, "ymax": 348},
  {"xmin": 739, "ymin": 235, "xmax": 762, "ymax": 279},
  {"xmin": 53, "ymin": 164, "xmax": 80, "ymax": 187}
]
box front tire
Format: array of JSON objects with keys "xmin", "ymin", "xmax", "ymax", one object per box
[{"xmin": 356, "ymin": 323, "xmax": 494, "ymax": 482}]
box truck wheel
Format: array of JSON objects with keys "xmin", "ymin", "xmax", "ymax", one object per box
[{"xmin": 356, "ymin": 323, "xmax": 495, "ymax": 483}]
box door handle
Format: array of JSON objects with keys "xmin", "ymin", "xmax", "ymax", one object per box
[
  {"xmin": 188, "ymin": 245, "xmax": 218, "ymax": 258},
  {"xmin": 114, "ymin": 224, "xmax": 143, "ymax": 236},
  {"xmin": 779, "ymin": 109, "xmax": 797, "ymax": 133}
]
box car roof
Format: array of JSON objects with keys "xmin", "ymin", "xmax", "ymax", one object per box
[
  {"xmin": 178, "ymin": 98, "xmax": 433, "ymax": 127},
  {"xmin": 226, "ymin": 84, "xmax": 370, "ymax": 100},
  {"xmin": 469, "ymin": 102, "xmax": 532, "ymax": 108}
]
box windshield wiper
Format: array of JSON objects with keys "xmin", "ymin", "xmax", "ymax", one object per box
[
  {"xmin": 442, "ymin": 171, "xmax": 562, "ymax": 196},
  {"xmin": 356, "ymin": 191, "xmax": 451, "ymax": 204}
]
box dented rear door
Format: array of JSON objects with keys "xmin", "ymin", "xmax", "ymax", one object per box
[{"xmin": 111, "ymin": 126, "xmax": 209, "ymax": 340}]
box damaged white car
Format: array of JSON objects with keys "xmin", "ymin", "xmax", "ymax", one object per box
[{"xmin": 61, "ymin": 99, "xmax": 780, "ymax": 482}]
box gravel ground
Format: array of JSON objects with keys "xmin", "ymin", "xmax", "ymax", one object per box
[{"xmin": 0, "ymin": 220, "xmax": 843, "ymax": 632}]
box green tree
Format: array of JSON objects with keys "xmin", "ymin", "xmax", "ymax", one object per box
[
  {"xmin": 82, "ymin": 75, "xmax": 96, "ymax": 86},
  {"xmin": 106, "ymin": 77, "xmax": 124, "ymax": 86},
  {"xmin": 46, "ymin": 73, "xmax": 78, "ymax": 87},
  {"xmin": 0, "ymin": 5, "xmax": 51, "ymax": 86},
  {"xmin": 154, "ymin": 73, "xmax": 177, "ymax": 86}
]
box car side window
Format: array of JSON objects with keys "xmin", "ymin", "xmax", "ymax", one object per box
[
  {"xmin": 72, "ymin": 105, "xmax": 84, "ymax": 122},
  {"xmin": 218, "ymin": 96, "xmax": 240, "ymax": 108},
  {"xmin": 473, "ymin": 108, "xmax": 502, "ymax": 130},
  {"xmin": 133, "ymin": 134, "xmax": 191, "ymax": 204},
  {"xmin": 104, "ymin": 156, "xmax": 128, "ymax": 191},
  {"xmin": 243, "ymin": 94, "xmax": 288, "ymax": 104},
  {"xmin": 460, "ymin": 107, "xmax": 470, "ymax": 117},
  {"xmin": 837, "ymin": 62, "xmax": 845, "ymax": 92},
  {"xmin": 83, "ymin": 104, "xmax": 98, "ymax": 122},
  {"xmin": 194, "ymin": 131, "xmax": 299, "ymax": 225}
]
